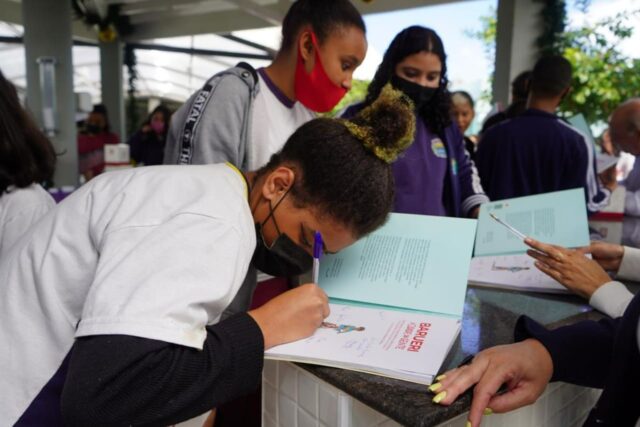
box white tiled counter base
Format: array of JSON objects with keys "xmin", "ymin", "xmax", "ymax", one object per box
[{"xmin": 262, "ymin": 361, "xmax": 601, "ymax": 427}]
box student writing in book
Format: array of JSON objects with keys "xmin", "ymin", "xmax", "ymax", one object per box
[
  {"xmin": 431, "ymin": 283, "xmax": 640, "ymax": 427},
  {"xmin": 163, "ymin": 0, "xmax": 369, "ymax": 376},
  {"xmin": 476, "ymin": 56, "xmax": 612, "ymax": 213},
  {"xmin": 342, "ymin": 26, "xmax": 489, "ymax": 218},
  {"xmin": 0, "ymin": 86, "xmax": 414, "ymax": 426},
  {"xmin": 609, "ymin": 98, "xmax": 640, "ymax": 217}
]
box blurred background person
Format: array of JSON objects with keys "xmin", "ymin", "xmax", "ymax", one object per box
[
  {"xmin": 77, "ymin": 104, "xmax": 119, "ymax": 180},
  {"xmin": 610, "ymin": 98, "xmax": 640, "ymax": 216},
  {"xmin": 128, "ymin": 105, "xmax": 172, "ymax": 166},
  {"xmin": 451, "ymin": 90, "xmax": 478, "ymax": 160},
  {"xmin": 476, "ymin": 56, "xmax": 611, "ymax": 213},
  {"xmin": 481, "ymin": 70, "xmax": 531, "ymax": 134}
]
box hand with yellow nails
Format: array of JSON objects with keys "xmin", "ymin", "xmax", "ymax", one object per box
[{"xmin": 430, "ymin": 339, "xmax": 553, "ymax": 427}]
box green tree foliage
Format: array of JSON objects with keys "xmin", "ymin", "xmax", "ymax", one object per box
[
  {"xmin": 326, "ymin": 79, "xmax": 371, "ymax": 117},
  {"xmin": 468, "ymin": 1, "xmax": 640, "ymax": 126},
  {"xmin": 557, "ymin": 9, "xmax": 640, "ymax": 125},
  {"xmin": 537, "ymin": 0, "xmax": 567, "ymax": 56},
  {"xmin": 464, "ymin": 9, "xmax": 496, "ymax": 102}
]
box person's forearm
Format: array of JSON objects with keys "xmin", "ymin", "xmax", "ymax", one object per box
[{"xmin": 514, "ymin": 315, "xmax": 618, "ymax": 388}]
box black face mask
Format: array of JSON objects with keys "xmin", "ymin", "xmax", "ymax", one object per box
[
  {"xmin": 251, "ymin": 190, "xmax": 313, "ymax": 277},
  {"xmin": 86, "ymin": 124, "xmax": 101, "ymax": 134},
  {"xmin": 391, "ymin": 75, "xmax": 438, "ymax": 111}
]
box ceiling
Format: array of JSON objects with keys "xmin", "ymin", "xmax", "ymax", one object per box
[
  {"xmin": 0, "ymin": 0, "xmax": 470, "ymax": 41},
  {"xmin": 0, "ymin": 0, "xmax": 470, "ymax": 103}
]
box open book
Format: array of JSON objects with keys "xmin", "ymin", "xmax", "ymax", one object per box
[
  {"xmin": 265, "ymin": 213, "xmax": 477, "ymax": 385},
  {"xmin": 468, "ymin": 188, "xmax": 590, "ymax": 293}
]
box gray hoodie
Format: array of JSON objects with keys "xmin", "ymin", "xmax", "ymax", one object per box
[{"xmin": 164, "ymin": 63, "xmax": 260, "ymax": 169}]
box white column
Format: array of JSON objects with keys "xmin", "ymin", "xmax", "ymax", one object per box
[
  {"xmin": 99, "ymin": 40, "xmax": 126, "ymax": 141},
  {"xmin": 493, "ymin": 0, "xmax": 544, "ymax": 107},
  {"xmin": 22, "ymin": 0, "xmax": 77, "ymax": 186}
]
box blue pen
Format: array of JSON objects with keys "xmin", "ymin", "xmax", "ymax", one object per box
[{"xmin": 312, "ymin": 231, "xmax": 323, "ymax": 284}]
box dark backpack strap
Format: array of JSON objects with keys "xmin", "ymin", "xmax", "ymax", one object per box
[
  {"xmin": 177, "ymin": 81, "xmax": 215, "ymax": 164},
  {"xmin": 236, "ymin": 61, "xmax": 258, "ymax": 84},
  {"xmin": 177, "ymin": 63, "xmax": 257, "ymax": 165}
]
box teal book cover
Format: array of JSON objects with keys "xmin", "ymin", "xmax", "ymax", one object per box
[
  {"xmin": 318, "ymin": 213, "xmax": 477, "ymax": 318},
  {"xmin": 474, "ymin": 188, "xmax": 590, "ymax": 257}
]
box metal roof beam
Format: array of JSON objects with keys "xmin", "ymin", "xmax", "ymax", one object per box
[{"xmin": 126, "ymin": 9, "xmax": 269, "ymax": 40}]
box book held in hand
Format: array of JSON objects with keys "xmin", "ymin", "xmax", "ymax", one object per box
[{"xmin": 469, "ymin": 188, "xmax": 590, "ymax": 293}]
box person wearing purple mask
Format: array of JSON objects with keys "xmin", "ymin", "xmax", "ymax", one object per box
[{"xmin": 127, "ymin": 105, "xmax": 172, "ymax": 166}]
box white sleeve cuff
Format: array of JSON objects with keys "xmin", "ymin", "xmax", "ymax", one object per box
[
  {"xmin": 589, "ymin": 281, "xmax": 634, "ymax": 318},
  {"xmin": 624, "ymin": 188, "xmax": 640, "ymax": 217},
  {"xmin": 617, "ymin": 246, "xmax": 640, "ymax": 282},
  {"xmin": 461, "ymin": 194, "xmax": 490, "ymax": 217}
]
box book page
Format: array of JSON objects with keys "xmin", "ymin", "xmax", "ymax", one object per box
[
  {"xmin": 265, "ymin": 303, "xmax": 461, "ymax": 385},
  {"xmin": 468, "ymin": 254, "xmax": 570, "ymax": 293},
  {"xmin": 319, "ymin": 213, "xmax": 477, "ymax": 317},
  {"xmin": 475, "ymin": 188, "xmax": 590, "ymax": 257}
]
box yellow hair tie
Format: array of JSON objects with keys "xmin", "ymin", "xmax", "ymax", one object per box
[{"xmin": 342, "ymin": 84, "xmax": 416, "ymax": 163}]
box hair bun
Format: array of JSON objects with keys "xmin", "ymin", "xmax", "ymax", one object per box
[{"xmin": 342, "ymin": 83, "xmax": 415, "ymax": 163}]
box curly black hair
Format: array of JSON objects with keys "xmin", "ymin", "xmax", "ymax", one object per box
[
  {"xmin": 258, "ymin": 86, "xmax": 415, "ymax": 238},
  {"xmin": 0, "ymin": 70, "xmax": 56, "ymax": 194},
  {"xmin": 364, "ymin": 26, "xmax": 452, "ymax": 136}
]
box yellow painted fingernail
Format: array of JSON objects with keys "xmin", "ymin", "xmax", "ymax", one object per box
[
  {"xmin": 432, "ymin": 391, "xmax": 447, "ymax": 404},
  {"xmin": 465, "ymin": 421, "xmax": 471, "ymax": 427},
  {"xmin": 484, "ymin": 407, "xmax": 493, "ymax": 415},
  {"xmin": 428, "ymin": 382, "xmax": 442, "ymax": 393},
  {"xmin": 435, "ymin": 374, "xmax": 446, "ymax": 381}
]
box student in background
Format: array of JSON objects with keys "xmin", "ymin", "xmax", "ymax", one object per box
[
  {"xmin": 0, "ymin": 88, "xmax": 414, "ymax": 426},
  {"xmin": 476, "ymin": 56, "xmax": 612, "ymax": 213},
  {"xmin": 128, "ymin": 105, "xmax": 172, "ymax": 166},
  {"xmin": 343, "ymin": 26, "xmax": 488, "ymax": 218},
  {"xmin": 163, "ymin": 0, "xmax": 367, "ymax": 170},
  {"xmin": 481, "ymin": 70, "xmax": 531, "ymax": 133},
  {"xmin": 0, "ymin": 70, "xmax": 56, "ymax": 261},
  {"xmin": 451, "ymin": 90, "xmax": 478, "ymax": 160},
  {"xmin": 77, "ymin": 104, "xmax": 120, "ymax": 180},
  {"xmin": 609, "ymin": 98, "xmax": 640, "ymax": 217},
  {"xmin": 83, "ymin": 104, "xmax": 119, "ymax": 145}
]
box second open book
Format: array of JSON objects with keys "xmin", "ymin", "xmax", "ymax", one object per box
[
  {"xmin": 468, "ymin": 188, "xmax": 590, "ymax": 293},
  {"xmin": 265, "ymin": 213, "xmax": 477, "ymax": 385}
]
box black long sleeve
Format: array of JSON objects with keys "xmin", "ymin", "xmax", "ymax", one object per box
[
  {"xmin": 514, "ymin": 315, "xmax": 617, "ymax": 388},
  {"xmin": 61, "ymin": 312, "xmax": 264, "ymax": 426}
]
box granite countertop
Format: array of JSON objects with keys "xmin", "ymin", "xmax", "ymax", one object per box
[
  {"xmin": 299, "ymin": 288, "xmax": 601, "ymax": 426},
  {"xmin": 299, "ymin": 216, "xmax": 640, "ymax": 427}
]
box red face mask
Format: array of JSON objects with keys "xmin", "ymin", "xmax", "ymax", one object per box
[{"xmin": 294, "ymin": 33, "xmax": 348, "ymax": 113}]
